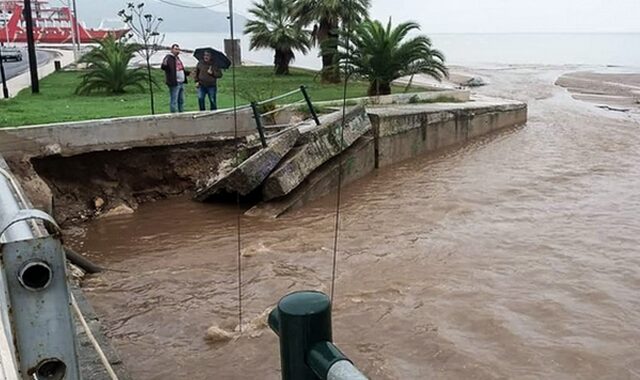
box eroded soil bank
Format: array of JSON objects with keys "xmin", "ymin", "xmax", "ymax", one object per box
[{"xmin": 28, "ymin": 140, "xmax": 245, "ymax": 225}]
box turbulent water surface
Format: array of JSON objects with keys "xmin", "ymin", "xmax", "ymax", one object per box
[{"xmin": 78, "ymin": 65, "xmax": 640, "ymax": 379}]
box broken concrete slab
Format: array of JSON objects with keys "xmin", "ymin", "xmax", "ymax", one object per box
[
  {"xmin": 246, "ymin": 135, "xmax": 375, "ymax": 218},
  {"xmin": 262, "ymin": 106, "xmax": 372, "ymax": 201},
  {"xmin": 194, "ymin": 127, "xmax": 300, "ymax": 200}
]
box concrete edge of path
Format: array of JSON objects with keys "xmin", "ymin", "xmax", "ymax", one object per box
[{"xmin": 5, "ymin": 49, "xmax": 75, "ymax": 99}]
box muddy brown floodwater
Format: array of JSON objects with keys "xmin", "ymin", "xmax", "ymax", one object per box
[{"xmin": 74, "ymin": 64, "xmax": 640, "ymax": 379}]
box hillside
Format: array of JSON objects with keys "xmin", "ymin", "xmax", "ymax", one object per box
[{"xmin": 76, "ymin": 0, "xmax": 246, "ymax": 33}]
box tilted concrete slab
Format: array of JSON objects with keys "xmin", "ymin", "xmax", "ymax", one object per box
[
  {"xmin": 262, "ymin": 106, "xmax": 372, "ymax": 201},
  {"xmin": 193, "ymin": 127, "xmax": 300, "ymax": 200},
  {"xmin": 246, "ymin": 136, "xmax": 375, "ymax": 218}
]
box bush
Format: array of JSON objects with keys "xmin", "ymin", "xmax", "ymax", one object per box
[{"xmin": 75, "ymin": 35, "xmax": 153, "ymax": 95}]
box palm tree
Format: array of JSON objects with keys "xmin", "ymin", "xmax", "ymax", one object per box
[
  {"xmin": 244, "ymin": 0, "xmax": 311, "ymax": 75},
  {"xmin": 293, "ymin": 0, "xmax": 370, "ymax": 83},
  {"xmin": 338, "ymin": 19, "xmax": 448, "ymax": 96},
  {"xmin": 75, "ymin": 35, "xmax": 150, "ymax": 95}
]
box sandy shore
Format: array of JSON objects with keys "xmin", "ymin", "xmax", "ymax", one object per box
[{"xmin": 555, "ymin": 71, "xmax": 640, "ymax": 111}]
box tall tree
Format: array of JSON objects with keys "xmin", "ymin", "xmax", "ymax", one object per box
[
  {"xmin": 338, "ymin": 19, "xmax": 448, "ymax": 96},
  {"xmin": 245, "ymin": 0, "xmax": 311, "ymax": 75},
  {"xmin": 294, "ymin": 0, "xmax": 370, "ymax": 83},
  {"xmin": 118, "ymin": 2, "xmax": 164, "ymax": 114}
]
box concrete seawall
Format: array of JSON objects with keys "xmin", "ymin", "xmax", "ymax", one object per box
[
  {"xmin": 369, "ymin": 97, "xmax": 528, "ymax": 168},
  {"xmin": 248, "ymin": 97, "xmax": 527, "ymax": 217}
]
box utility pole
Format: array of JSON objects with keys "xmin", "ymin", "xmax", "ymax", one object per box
[
  {"xmin": 0, "ymin": 43, "xmax": 9, "ymax": 98},
  {"xmin": 23, "ymin": 0, "xmax": 39, "ymax": 93},
  {"xmin": 1, "ymin": 10, "xmax": 10, "ymax": 45},
  {"xmin": 67, "ymin": 1, "xmax": 78, "ymax": 61},
  {"xmin": 71, "ymin": 0, "xmax": 81, "ymax": 57}
]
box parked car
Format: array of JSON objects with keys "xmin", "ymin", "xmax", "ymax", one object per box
[{"xmin": 0, "ymin": 46, "xmax": 23, "ymax": 62}]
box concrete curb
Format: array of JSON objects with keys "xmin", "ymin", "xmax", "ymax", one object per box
[{"xmin": 5, "ymin": 49, "xmax": 75, "ymax": 98}]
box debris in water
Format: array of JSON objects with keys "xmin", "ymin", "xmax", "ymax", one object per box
[
  {"xmin": 465, "ymin": 77, "xmax": 487, "ymax": 87},
  {"xmin": 205, "ymin": 326, "xmax": 236, "ymax": 343},
  {"xmin": 98, "ymin": 203, "xmax": 135, "ymax": 218},
  {"xmin": 596, "ymin": 105, "xmax": 630, "ymax": 112},
  {"xmin": 205, "ymin": 308, "xmax": 273, "ymax": 343},
  {"xmin": 93, "ymin": 196, "xmax": 105, "ymax": 210},
  {"xmin": 68, "ymin": 263, "xmax": 85, "ymax": 286}
]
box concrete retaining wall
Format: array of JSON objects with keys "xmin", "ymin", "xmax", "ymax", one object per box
[
  {"xmin": 0, "ymin": 108, "xmax": 255, "ymax": 159},
  {"xmin": 368, "ymin": 97, "xmax": 527, "ymax": 168}
]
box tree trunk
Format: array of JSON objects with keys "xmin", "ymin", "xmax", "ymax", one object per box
[
  {"xmin": 318, "ymin": 19, "xmax": 340, "ymax": 83},
  {"xmin": 145, "ymin": 54, "xmax": 155, "ymax": 115},
  {"xmin": 274, "ymin": 49, "xmax": 292, "ymax": 75},
  {"xmin": 368, "ymin": 80, "xmax": 392, "ymax": 96}
]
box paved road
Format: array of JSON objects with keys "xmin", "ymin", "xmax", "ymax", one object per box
[{"xmin": 1, "ymin": 49, "xmax": 54, "ymax": 80}]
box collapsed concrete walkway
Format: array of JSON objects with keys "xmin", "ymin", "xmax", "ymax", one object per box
[
  {"xmin": 195, "ymin": 95, "xmax": 527, "ymax": 218},
  {"xmin": 0, "ymin": 89, "xmax": 526, "ymax": 223}
]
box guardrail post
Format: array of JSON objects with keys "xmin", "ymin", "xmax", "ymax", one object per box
[
  {"xmin": 269, "ymin": 291, "xmax": 368, "ymax": 380},
  {"xmin": 250, "ymin": 101, "xmax": 268, "ymax": 148},
  {"xmin": 300, "ymin": 85, "xmax": 321, "ymax": 126},
  {"xmin": 0, "ymin": 163, "xmax": 81, "ymax": 379},
  {"xmin": 0, "ymin": 47, "xmax": 9, "ymax": 99}
]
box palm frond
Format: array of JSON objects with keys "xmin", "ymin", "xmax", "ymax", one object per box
[
  {"xmin": 335, "ymin": 18, "xmax": 448, "ymax": 95},
  {"xmin": 76, "ymin": 35, "xmax": 150, "ymax": 95}
]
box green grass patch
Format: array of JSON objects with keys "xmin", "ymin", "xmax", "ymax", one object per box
[
  {"xmin": 407, "ymin": 94, "xmax": 464, "ymax": 104},
  {"xmin": 0, "ymin": 66, "xmax": 411, "ymax": 128}
]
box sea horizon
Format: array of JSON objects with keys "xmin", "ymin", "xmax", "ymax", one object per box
[{"xmin": 163, "ymin": 32, "xmax": 640, "ymax": 70}]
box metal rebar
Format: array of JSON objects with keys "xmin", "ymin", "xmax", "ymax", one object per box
[
  {"xmin": 256, "ymin": 88, "xmax": 301, "ymax": 106},
  {"xmin": 250, "ymin": 101, "xmax": 268, "ymax": 148},
  {"xmin": 260, "ymin": 98, "xmax": 305, "ymax": 118},
  {"xmin": 300, "ymin": 85, "xmax": 321, "ymax": 126}
]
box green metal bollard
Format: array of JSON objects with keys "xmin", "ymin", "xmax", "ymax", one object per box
[{"xmin": 269, "ymin": 291, "xmax": 343, "ymax": 380}]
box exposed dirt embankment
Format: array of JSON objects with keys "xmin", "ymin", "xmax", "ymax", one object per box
[{"xmin": 29, "ymin": 140, "xmax": 248, "ymax": 225}]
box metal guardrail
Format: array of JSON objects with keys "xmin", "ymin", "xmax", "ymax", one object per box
[
  {"xmin": 250, "ymin": 85, "xmax": 322, "ymax": 148},
  {"xmin": 0, "ymin": 163, "xmax": 81, "ymax": 379},
  {"xmin": 269, "ymin": 291, "xmax": 369, "ymax": 380}
]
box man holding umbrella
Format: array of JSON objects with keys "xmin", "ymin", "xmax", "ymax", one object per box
[{"xmin": 193, "ymin": 47, "xmax": 231, "ymax": 111}]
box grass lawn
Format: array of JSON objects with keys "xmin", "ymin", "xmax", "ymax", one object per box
[{"xmin": 0, "ymin": 66, "xmax": 415, "ymax": 128}]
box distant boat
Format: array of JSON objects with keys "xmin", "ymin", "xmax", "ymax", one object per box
[{"xmin": 0, "ymin": 0, "xmax": 128, "ymax": 44}]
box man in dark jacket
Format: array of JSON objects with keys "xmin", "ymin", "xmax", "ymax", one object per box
[
  {"xmin": 161, "ymin": 44, "xmax": 189, "ymax": 113},
  {"xmin": 193, "ymin": 51, "xmax": 223, "ymax": 111}
]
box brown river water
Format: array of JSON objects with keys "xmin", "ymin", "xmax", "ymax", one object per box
[{"xmin": 76, "ymin": 65, "xmax": 640, "ymax": 379}]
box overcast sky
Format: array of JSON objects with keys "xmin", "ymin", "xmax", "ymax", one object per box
[{"xmin": 193, "ymin": 0, "xmax": 640, "ymax": 33}]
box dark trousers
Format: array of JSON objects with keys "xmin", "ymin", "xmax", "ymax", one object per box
[{"xmin": 198, "ymin": 86, "xmax": 217, "ymax": 111}]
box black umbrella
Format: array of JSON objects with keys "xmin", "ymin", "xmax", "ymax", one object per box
[{"xmin": 193, "ymin": 47, "xmax": 231, "ymax": 69}]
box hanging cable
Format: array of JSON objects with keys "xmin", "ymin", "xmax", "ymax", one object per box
[
  {"xmin": 227, "ymin": 0, "xmax": 243, "ymax": 333},
  {"xmin": 70, "ymin": 293, "xmax": 119, "ymax": 380},
  {"xmin": 330, "ymin": 4, "xmax": 353, "ymax": 302}
]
